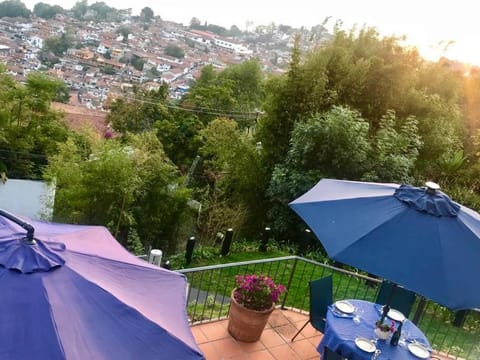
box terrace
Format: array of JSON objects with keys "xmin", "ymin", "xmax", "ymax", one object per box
[{"xmin": 179, "ymin": 256, "xmax": 479, "ymax": 359}]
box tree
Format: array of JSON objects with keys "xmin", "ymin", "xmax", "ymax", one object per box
[
  {"xmin": 130, "ymin": 55, "xmax": 145, "ymax": 71},
  {"xmin": 197, "ymin": 118, "xmax": 267, "ymax": 238},
  {"xmin": 182, "ymin": 61, "xmax": 264, "ymax": 125},
  {"xmin": 190, "ymin": 17, "xmax": 201, "ymax": 28},
  {"xmin": 0, "ymin": 0, "xmax": 30, "ymax": 18},
  {"xmin": 117, "ymin": 26, "xmax": 131, "ymax": 42},
  {"xmin": 0, "ymin": 70, "xmax": 72, "ymax": 179},
  {"xmin": 33, "ymin": 2, "xmax": 64, "ymax": 19},
  {"xmin": 228, "ymin": 25, "xmax": 242, "ymax": 37},
  {"xmin": 101, "ymin": 65, "xmax": 116, "ymax": 75},
  {"xmin": 45, "ymin": 132, "xmax": 191, "ymax": 252},
  {"xmin": 164, "ymin": 45, "xmax": 184, "ymax": 59},
  {"xmin": 71, "ymin": 0, "xmax": 87, "ymax": 20},
  {"xmin": 140, "ymin": 6, "xmax": 154, "ymax": 22},
  {"xmin": 42, "ymin": 33, "xmax": 73, "ymax": 57},
  {"xmin": 107, "ymin": 86, "xmax": 170, "ymax": 134}
]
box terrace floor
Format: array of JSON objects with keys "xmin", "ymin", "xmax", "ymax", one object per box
[
  {"xmin": 191, "ymin": 309, "xmax": 456, "ymax": 360},
  {"xmin": 191, "ymin": 308, "xmax": 321, "ymax": 360}
]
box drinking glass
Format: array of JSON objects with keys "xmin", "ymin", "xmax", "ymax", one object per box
[
  {"xmin": 398, "ymin": 330, "xmax": 410, "ymax": 347},
  {"xmin": 353, "ymin": 308, "xmax": 364, "ymax": 324}
]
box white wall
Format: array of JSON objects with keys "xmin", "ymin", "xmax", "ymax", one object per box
[{"xmin": 0, "ymin": 179, "xmax": 55, "ymax": 220}]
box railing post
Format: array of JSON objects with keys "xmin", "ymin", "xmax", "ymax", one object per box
[
  {"xmin": 453, "ymin": 310, "xmax": 469, "ymax": 327},
  {"xmin": 220, "ymin": 228, "xmax": 233, "ymax": 256},
  {"xmin": 185, "ymin": 236, "xmax": 196, "ymax": 265},
  {"xmin": 412, "ymin": 297, "xmax": 427, "ymax": 324},
  {"xmin": 280, "ymin": 257, "xmax": 298, "ymax": 309},
  {"xmin": 259, "ymin": 227, "xmax": 270, "ymax": 252}
]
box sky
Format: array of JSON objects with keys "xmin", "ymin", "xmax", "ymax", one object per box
[{"xmin": 22, "ymin": 0, "xmax": 480, "ymax": 65}]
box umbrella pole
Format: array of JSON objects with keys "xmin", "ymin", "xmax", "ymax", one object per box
[
  {"xmin": 379, "ymin": 283, "xmax": 398, "ymax": 323},
  {"xmin": 0, "ymin": 209, "xmax": 35, "ymax": 244}
]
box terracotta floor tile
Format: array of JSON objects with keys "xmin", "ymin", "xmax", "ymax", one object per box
[
  {"xmin": 259, "ymin": 328, "xmax": 286, "ymax": 348},
  {"xmin": 199, "ymin": 342, "xmax": 221, "ymax": 360},
  {"xmin": 290, "ymin": 338, "xmax": 320, "ymax": 359},
  {"xmin": 212, "ymin": 337, "xmax": 245, "ymax": 358},
  {"xmin": 191, "ymin": 325, "xmax": 209, "ymax": 344},
  {"xmin": 306, "ymin": 334, "xmax": 323, "ymax": 348},
  {"xmin": 247, "ymin": 349, "xmax": 276, "ymax": 360},
  {"xmin": 275, "ymin": 323, "xmax": 303, "ymax": 342},
  {"xmin": 268, "ymin": 310, "xmax": 290, "ymax": 327},
  {"xmin": 268, "ymin": 343, "xmax": 301, "ymax": 360},
  {"xmin": 236, "ymin": 339, "xmax": 266, "ymax": 353},
  {"xmin": 283, "ymin": 310, "xmax": 309, "ymax": 323},
  {"xmin": 300, "ymin": 323, "xmax": 322, "ymax": 338},
  {"xmin": 200, "ymin": 320, "xmax": 231, "ymax": 341}
]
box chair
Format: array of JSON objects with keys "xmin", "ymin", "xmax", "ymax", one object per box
[
  {"xmin": 291, "ymin": 275, "xmax": 333, "ymax": 341},
  {"xmin": 375, "ymin": 281, "xmax": 416, "ymax": 317},
  {"xmin": 323, "ymin": 346, "xmax": 347, "ymax": 360}
]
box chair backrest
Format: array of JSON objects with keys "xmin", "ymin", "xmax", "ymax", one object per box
[
  {"xmin": 309, "ymin": 275, "xmax": 333, "ymax": 332},
  {"xmin": 323, "ymin": 346, "xmax": 345, "ymax": 360},
  {"xmin": 376, "ymin": 281, "xmax": 416, "ymax": 317}
]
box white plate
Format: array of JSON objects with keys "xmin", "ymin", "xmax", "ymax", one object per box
[
  {"xmin": 408, "ymin": 343, "xmax": 430, "ymax": 358},
  {"xmin": 355, "ymin": 337, "xmax": 376, "ymax": 353},
  {"xmin": 387, "ymin": 308, "xmax": 406, "ymax": 322},
  {"xmin": 334, "ymin": 300, "xmax": 355, "ymax": 314}
]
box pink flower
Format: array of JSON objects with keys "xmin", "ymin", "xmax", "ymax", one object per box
[{"xmin": 233, "ymin": 274, "xmax": 287, "ymax": 311}]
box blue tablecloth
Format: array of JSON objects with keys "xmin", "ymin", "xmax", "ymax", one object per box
[{"xmin": 317, "ymin": 300, "xmax": 431, "ymax": 360}]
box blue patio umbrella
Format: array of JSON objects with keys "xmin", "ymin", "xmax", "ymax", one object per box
[
  {"xmin": 0, "ymin": 210, "xmax": 204, "ymax": 360},
  {"xmin": 289, "ymin": 178, "xmax": 480, "ymax": 311}
]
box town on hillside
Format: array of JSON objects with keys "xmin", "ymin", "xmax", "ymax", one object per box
[{"xmin": 0, "ymin": 3, "xmax": 331, "ymax": 116}]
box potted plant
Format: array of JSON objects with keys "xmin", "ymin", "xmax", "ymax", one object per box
[
  {"xmin": 374, "ymin": 320, "xmax": 395, "ymax": 340},
  {"xmin": 227, "ymin": 274, "xmax": 287, "ymax": 342}
]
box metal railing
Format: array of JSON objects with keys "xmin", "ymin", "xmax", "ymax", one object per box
[{"xmin": 178, "ymin": 256, "xmax": 480, "ymax": 359}]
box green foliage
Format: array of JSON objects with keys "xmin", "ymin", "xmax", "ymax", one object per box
[
  {"xmin": 107, "ymin": 86, "xmax": 170, "ymax": 133},
  {"xmin": 33, "ymin": 2, "xmax": 64, "ymax": 19},
  {"xmin": 265, "ymin": 106, "xmax": 422, "ymax": 239},
  {"xmin": 130, "ymin": 55, "xmax": 145, "ymax": 71},
  {"xmin": 42, "ymin": 33, "xmax": 73, "ymax": 57},
  {"xmin": 117, "ymin": 26, "xmax": 131, "ymax": 41},
  {"xmin": 72, "ymin": 0, "xmax": 120, "ymax": 21},
  {"xmin": 101, "ymin": 65, "xmax": 116, "ymax": 75},
  {"xmin": 0, "ymin": 70, "xmax": 71, "ymax": 179},
  {"xmin": 45, "ymin": 132, "xmax": 191, "ymax": 251},
  {"xmin": 197, "ymin": 118, "xmax": 268, "ymax": 237},
  {"xmin": 363, "ymin": 110, "xmax": 422, "ymax": 183},
  {"xmin": 0, "ymin": 0, "xmax": 30, "ymax": 18},
  {"xmin": 154, "ymin": 111, "xmax": 203, "ymax": 169},
  {"xmin": 140, "ymin": 6, "xmax": 154, "ymax": 22},
  {"xmin": 182, "ymin": 60, "xmax": 264, "ymax": 125},
  {"xmin": 164, "ymin": 45, "xmax": 185, "ymax": 59},
  {"xmin": 71, "ymin": 0, "xmax": 87, "ymax": 20},
  {"xmin": 189, "ymin": 19, "xmax": 227, "ymax": 36}
]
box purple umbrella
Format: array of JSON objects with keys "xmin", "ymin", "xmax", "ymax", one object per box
[{"xmin": 0, "ymin": 210, "xmax": 204, "ymax": 360}]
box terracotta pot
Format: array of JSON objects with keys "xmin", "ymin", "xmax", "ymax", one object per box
[{"xmin": 227, "ymin": 289, "xmax": 275, "ymax": 342}]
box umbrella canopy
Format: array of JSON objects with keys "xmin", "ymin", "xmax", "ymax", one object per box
[
  {"xmin": 0, "ymin": 211, "xmax": 204, "ymax": 360},
  {"xmin": 289, "ymin": 178, "xmax": 480, "ymax": 311}
]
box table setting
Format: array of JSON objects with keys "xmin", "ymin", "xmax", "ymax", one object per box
[{"xmin": 318, "ymin": 299, "xmax": 432, "ymax": 359}]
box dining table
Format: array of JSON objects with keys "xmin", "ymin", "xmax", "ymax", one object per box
[{"xmin": 317, "ymin": 299, "xmax": 432, "ymax": 360}]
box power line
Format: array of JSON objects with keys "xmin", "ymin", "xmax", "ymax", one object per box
[{"xmin": 119, "ymin": 95, "xmax": 261, "ymax": 120}]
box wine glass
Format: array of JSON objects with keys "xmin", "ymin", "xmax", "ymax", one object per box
[
  {"xmin": 398, "ymin": 330, "xmax": 410, "ymax": 347},
  {"xmin": 372, "ymin": 349, "xmax": 382, "ymax": 360},
  {"xmin": 353, "ymin": 308, "xmax": 364, "ymax": 324}
]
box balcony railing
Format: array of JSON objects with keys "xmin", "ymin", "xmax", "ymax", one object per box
[{"xmin": 178, "ymin": 256, "xmax": 480, "ymax": 359}]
